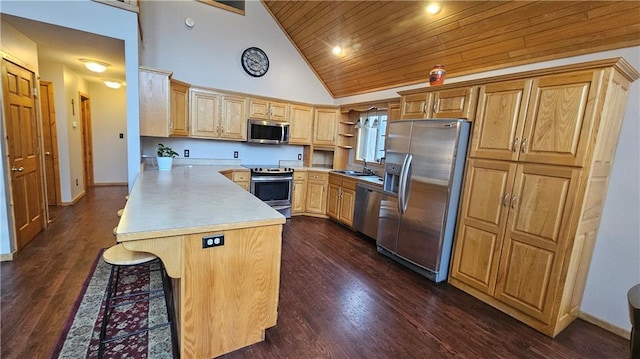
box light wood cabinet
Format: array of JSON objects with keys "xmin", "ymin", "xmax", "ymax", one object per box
[
  {"xmin": 221, "ymin": 170, "xmax": 250, "ymax": 191},
  {"xmin": 170, "ymin": 80, "xmax": 190, "ymax": 136},
  {"xmin": 471, "ymin": 72, "xmax": 600, "ymax": 167},
  {"xmin": 249, "ymin": 98, "xmax": 288, "ymax": 122},
  {"xmin": 190, "ymin": 87, "xmax": 247, "ymax": 141},
  {"xmin": 327, "ymin": 174, "xmax": 356, "ymax": 227},
  {"xmin": 220, "ymin": 95, "xmax": 248, "ymax": 140},
  {"xmin": 306, "ymin": 171, "xmax": 328, "ymax": 215},
  {"xmin": 292, "ymin": 171, "xmax": 308, "ymax": 214},
  {"xmin": 313, "ymin": 107, "xmax": 338, "ymax": 147},
  {"xmin": 139, "ymin": 67, "xmax": 190, "ymax": 137},
  {"xmin": 449, "ymin": 59, "xmax": 638, "ymax": 337},
  {"xmin": 289, "ymin": 104, "xmax": 313, "ymax": 145},
  {"xmin": 399, "ymin": 87, "xmax": 477, "ymax": 120}
]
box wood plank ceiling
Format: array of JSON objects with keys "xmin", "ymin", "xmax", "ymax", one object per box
[{"xmin": 262, "ymin": 1, "xmax": 640, "ymax": 98}]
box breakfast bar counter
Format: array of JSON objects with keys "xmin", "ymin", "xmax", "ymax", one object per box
[{"xmin": 116, "ymin": 165, "xmax": 286, "ymax": 358}]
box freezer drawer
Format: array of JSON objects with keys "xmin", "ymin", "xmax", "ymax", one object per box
[{"xmin": 354, "ymin": 183, "xmax": 382, "ymax": 240}]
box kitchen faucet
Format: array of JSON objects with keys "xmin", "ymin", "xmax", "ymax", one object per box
[{"xmin": 362, "ymin": 159, "xmax": 376, "ymax": 176}]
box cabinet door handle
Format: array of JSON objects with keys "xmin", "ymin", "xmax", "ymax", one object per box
[
  {"xmin": 422, "ymin": 103, "xmax": 428, "ymax": 114},
  {"xmin": 511, "ymin": 194, "xmax": 518, "ymax": 209},
  {"xmin": 11, "ymin": 166, "xmax": 24, "ymax": 172},
  {"xmin": 433, "ymin": 100, "xmax": 440, "ymax": 114},
  {"xmin": 512, "ymin": 138, "xmax": 519, "ymax": 152},
  {"xmin": 503, "ymin": 192, "xmax": 511, "ymax": 206},
  {"xmin": 520, "ymin": 138, "xmax": 528, "ymax": 153}
]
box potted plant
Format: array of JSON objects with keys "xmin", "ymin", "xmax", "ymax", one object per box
[{"xmin": 156, "ymin": 143, "xmax": 178, "ymax": 170}]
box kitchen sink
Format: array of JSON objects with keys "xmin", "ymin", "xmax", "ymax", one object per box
[{"xmin": 332, "ymin": 170, "xmax": 371, "ymax": 176}]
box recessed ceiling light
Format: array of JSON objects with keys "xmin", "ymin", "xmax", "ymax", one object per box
[
  {"xmin": 332, "ymin": 46, "xmax": 343, "ymax": 56},
  {"xmin": 426, "ymin": 3, "xmax": 442, "ymax": 15},
  {"xmin": 80, "ymin": 58, "xmax": 110, "ymax": 73}
]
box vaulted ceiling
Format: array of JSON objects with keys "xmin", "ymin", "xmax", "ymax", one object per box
[{"xmin": 263, "ymin": 1, "xmax": 640, "ymax": 98}]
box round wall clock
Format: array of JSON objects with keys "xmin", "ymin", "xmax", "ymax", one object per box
[{"xmin": 241, "ymin": 47, "xmax": 269, "ymax": 77}]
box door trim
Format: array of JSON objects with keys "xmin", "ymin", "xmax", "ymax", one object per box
[
  {"xmin": 79, "ymin": 92, "xmax": 94, "ymax": 187},
  {"xmin": 40, "ymin": 81, "xmax": 62, "ymax": 207}
]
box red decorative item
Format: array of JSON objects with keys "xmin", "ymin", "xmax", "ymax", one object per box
[{"xmin": 429, "ymin": 64, "xmax": 446, "ymax": 86}]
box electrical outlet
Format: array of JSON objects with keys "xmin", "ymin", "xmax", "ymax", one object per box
[
  {"xmin": 184, "ymin": 149, "xmax": 190, "ymax": 157},
  {"xmin": 202, "ymin": 234, "xmax": 224, "ymax": 248},
  {"xmin": 119, "ymin": 133, "xmax": 124, "ymax": 139},
  {"xmin": 233, "ymin": 151, "xmax": 239, "ymax": 158},
  {"xmin": 298, "ymin": 153, "xmax": 302, "ymax": 160}
]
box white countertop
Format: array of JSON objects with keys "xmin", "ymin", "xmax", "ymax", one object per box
[{"xmin": 116, "ymin": 166, "xmax": 285, "ymax": 241}]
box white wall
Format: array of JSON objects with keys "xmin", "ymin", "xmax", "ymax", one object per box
[
  {"xmin": 337, "ymin": 46, "xmax": 640, "ymax": 333},
  {"xmin": 39, "ymin": 61, "xmax": 72, "ymax": 201},
  {"xmin": 63, "ymin": 66, "xmax": 90, "ymax": 200},
  {"xmin": 140, "ymin": 137, "xmax": 303, "ymax": 167},
  {"xmin": 139, "ymin": 0, "xmax": 333, "ymax": 105},
  {"xmin": 89, "ymin": 82, "xmax": 128, "ymax": 184}
]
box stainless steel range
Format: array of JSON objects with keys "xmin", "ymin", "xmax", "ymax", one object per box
[{"xmin": 248, "ymin": 167, "xmax": 294, "ymax": 218}]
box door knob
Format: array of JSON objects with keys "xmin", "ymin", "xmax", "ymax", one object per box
[
  {"xmin": 45, "ymin": 152, "xmax": 51, "ymax": 156},
  {"xmin": 11, "ymin": 166, "xmax": 24, "ymax": 172}
]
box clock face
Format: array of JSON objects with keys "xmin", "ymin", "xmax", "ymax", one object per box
[{"xmin": 241, "ymin": 47, "xmax": 269, "ymax": 77}]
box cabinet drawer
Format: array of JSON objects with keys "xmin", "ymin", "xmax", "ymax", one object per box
[
  {"xmin": 308, "ymin": 172, "xmax": 328, "ymax": 182},
  {"xmin": 294, "ymin": 171, "xmax": 308, "ymax": 181},
  {"xmin": 342, "ymin": 178, "xmax": 357, "ymax": 191},
  {"xmin": 232, "ymin": 171, "xmax": 250, "ymax": 182}
]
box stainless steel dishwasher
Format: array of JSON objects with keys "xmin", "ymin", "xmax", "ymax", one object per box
[{"xmin": 354, "ymin": 182, "xmax": 382, "ymax": 240}]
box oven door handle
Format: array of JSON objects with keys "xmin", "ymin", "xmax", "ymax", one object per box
[{"xmin": 251, "ymin": 176, "xmax": 293, "ymax": 182}]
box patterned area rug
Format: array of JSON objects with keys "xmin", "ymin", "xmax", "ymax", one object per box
[{"xmin": 50, "ymin": 251, "xmax": 174, "ymax": 358}]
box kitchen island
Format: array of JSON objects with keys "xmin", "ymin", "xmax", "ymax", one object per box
[{"xmin": 116, "ymin": 165, "xmax": 286, "ymax": 358}]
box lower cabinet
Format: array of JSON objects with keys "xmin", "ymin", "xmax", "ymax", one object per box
[
  {"xmin": 449, "ymin": 159, "xmax": 584, "ymax": 336},
  {"xmin": 292, "ymin": 171, "xmax": 307, "ymax": 214},
  {"xmin": 305, "ymin": 171, "xmax": 328, "ymax": 215},
  {"xmin": 327, "ymin": 173, "xmax": 356, "ymax": 227},
  {"xmin": 222, "ymin": 170, "xmax": 250, "ymax": 191}
]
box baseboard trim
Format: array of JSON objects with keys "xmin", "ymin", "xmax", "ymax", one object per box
[
  {"xmin": 0, "ymin": 252, "xmax": 15, "ymax": 262},
  {"xmin": 578, "ymin": 311, "xmax": 630, "ymax": 339},
  {"xmin": 93, "ymin": 182, "xmax": 127, "ymax": 186}
]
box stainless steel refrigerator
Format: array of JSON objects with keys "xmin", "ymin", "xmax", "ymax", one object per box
[{"xmin": 377, "ymin": 119, "xmax": 471, "ymax": 283}]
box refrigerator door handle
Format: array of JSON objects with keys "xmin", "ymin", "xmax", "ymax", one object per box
[{"xmin": 398, "ymin": 154, "xmax": 413, "ymax": 214}]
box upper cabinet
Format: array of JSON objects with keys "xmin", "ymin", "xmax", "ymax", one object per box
[
  {"xmin": 313, "ymin": 107, "xmax": 338, "ymax": 147},
  {"xmin": 289, "ymin": 104, "xmax": 314, "ymax": 145},
  {"xmin": 190, "ymin": 87, "xmax": 247, "ymax": 141},
  {"xmin": 170, "ymin": 80, "xmax": 190, "ymax": 136},
  {"xmin": 471, "ymin": 71, "xmax": 601, "ymax": 167},
  {"xmin": 249, "ymin": 98, "xmax": 288, "ymax": 122},
  {"xmin": 139, "ymin": 66, "xmax": 190, "ymax": 137},
  {"xmin": 399, "ymin": 86, "xmax": 477, "ymax": 120}
]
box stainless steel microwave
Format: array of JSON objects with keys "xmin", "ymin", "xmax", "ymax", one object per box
[{"xmin": 247, "ymin": 119, "xmax": 289, "ymax": 144}]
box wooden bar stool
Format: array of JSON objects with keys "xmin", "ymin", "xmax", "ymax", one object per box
[
  {"xmin": 98, "ymin": 244, "xmax": 179, "ymax": 358},
  {"xmin": 116, "ymin": 209, "xmax": 124, "ymax": 218}
]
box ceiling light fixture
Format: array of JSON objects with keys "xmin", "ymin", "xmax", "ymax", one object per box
[
  {"xmin": 426, "ymin": 3, "xmax": 442, "ymax": 15},
  {"xmin": 80, "ymin": 58, "xmax": 110, "ymax": 73},
  {"xmin": 103, "ymin": 80, "xmax": 124, "ymax": 89},
  {"xmin": 332, "ymin": 46, "xmax": 343, "ymax": 56}
]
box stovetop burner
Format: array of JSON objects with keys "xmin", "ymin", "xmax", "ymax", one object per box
[{"xmin": 244, "ymin": 165, "xmax": 294, "ymax": 174}]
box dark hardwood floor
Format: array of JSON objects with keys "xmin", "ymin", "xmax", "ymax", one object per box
[{"xmin": 1, "ymin": 187, "xmax": 629, "ymax": 358}]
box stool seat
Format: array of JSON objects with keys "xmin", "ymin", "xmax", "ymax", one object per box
[
  {"xmin": 103, "ymin": 244, "xmax": 157, "ymax": 266},
  {"xmin": 112, "ymin": 226, "xmax": 118, "ymax": 237},
  {"xmin": 116, "ymin": 209, "xmax": 124, "ymax": 218}
]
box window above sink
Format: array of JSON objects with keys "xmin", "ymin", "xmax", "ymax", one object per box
[{"xmin": 355, "ymin": 109, "xmax": 387, "ymax": 163}]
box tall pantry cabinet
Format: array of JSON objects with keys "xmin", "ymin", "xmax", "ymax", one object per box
[{"xmin": 448, "ymin": 58, "xmax": 638, "ymax": 337}]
